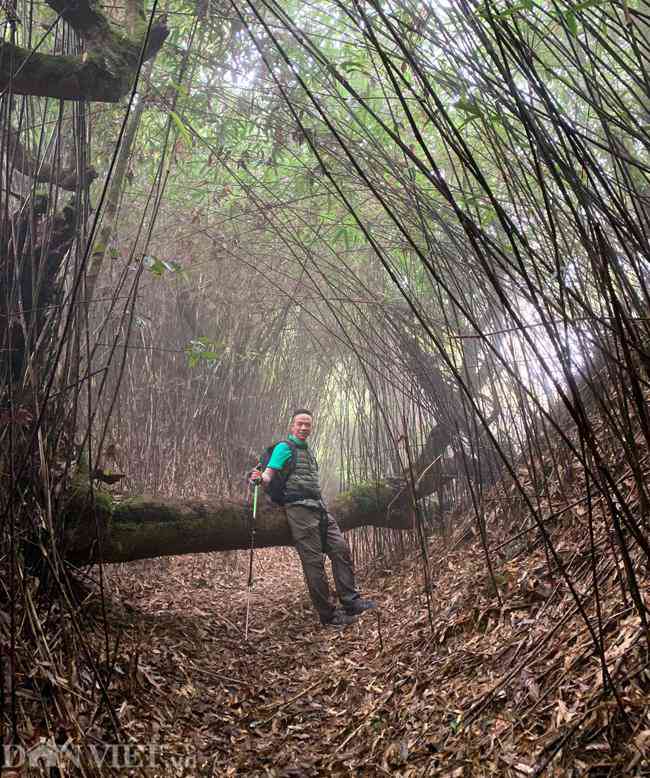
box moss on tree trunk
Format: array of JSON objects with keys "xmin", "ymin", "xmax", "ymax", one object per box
[
  {"xmin": 0, "ymin": 0, "xmax": 168, "ymax": 102},
  {"xmin": 63, "ymin": 482, "xmax": 413, "ymax": 564}
]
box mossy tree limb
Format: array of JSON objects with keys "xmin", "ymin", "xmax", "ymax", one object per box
[
  {"xmin": 63, "ymin": 482, "xmax": 413, "ymax": 564},
  {"xmin": 0, "ymin": 0, "xmax": 168, "ymax": 102}
]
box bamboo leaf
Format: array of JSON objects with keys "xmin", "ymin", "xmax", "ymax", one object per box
[
  {"xmin": 143, "ymin": 255, "xmax": 166, "ymax": 276},
  {"xmin": 478, "ymin": 0, "xmax": 532, "ymax": 19},
  {"xmin": 573, "ymin": 0, "xmax": 606, "ymax": 10},
  {"xmin": 169, "ymin": 110, "xmax": 192, "ymax": 147},
  {"xmin": 564, "ymin": 9, "xmax": 578, "ymax": 35},
  {"xmin": 454, "ymin": 97, "xmax": 482, "ymax": 120}
]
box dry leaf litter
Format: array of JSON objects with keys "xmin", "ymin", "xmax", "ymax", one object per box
[{"xmin": 4, "ymin": 402, "xmax": 650, "ymax": 776}]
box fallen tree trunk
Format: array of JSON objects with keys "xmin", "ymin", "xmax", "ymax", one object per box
[{"xmin": 63, "ymin": 482, "xmax": 413, "ymax": 564}]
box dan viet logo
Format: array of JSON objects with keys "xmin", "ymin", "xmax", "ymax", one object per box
[{"xmin": 2, "ymin": 740, "xmax": 196, "ymax": 770}]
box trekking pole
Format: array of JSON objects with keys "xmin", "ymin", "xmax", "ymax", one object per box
[{"xmin": 244, "ymin": 481, "xmax": 258, "ymax": 642}]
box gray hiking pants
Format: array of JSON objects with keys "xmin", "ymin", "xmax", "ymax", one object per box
[{"xmin": 285, "ymin": 504, "xmax": 359, "ymax": 622}]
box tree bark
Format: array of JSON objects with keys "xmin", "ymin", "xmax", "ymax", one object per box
[
  {"xmin": 8, "ymin": 128, "xmax": 97, "ymax": 190},
  {"xmin": 0, "ymin": 0, "xmax": 167, "ymax": 102},
  {"xmin": 1, "ymin": 200, "xmax": 78, "ymax": 382},
  {"xmin": 63, "ymin": 482, "xmax": 413, "ymax": 564},
  {"xmin": 86, "ymin": 59, "xmax": 154, "ymax": 301}
]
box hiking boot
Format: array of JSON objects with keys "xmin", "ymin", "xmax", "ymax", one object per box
[
  {"xmin": 321, "ymin": 609, "xmax": 356, "ymax": 627},
  {"xmin": 344, "ymin": 598, "xmax": 377, "ymax": 616}
]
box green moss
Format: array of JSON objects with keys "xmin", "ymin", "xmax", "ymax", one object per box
[
  {"xmin": 116, "ymin": 496, "xmax": 149, "ymax": 511},
  {"xmin": 65, "ymin": 486, "xmax": 113, "ymax": 518},
  {"xmin": 92, "ymin": 490, "xmax": 114, "ymax": 514},
  {"xmin": 1, "ymin": 40, "xmax": 136, "ymax": 101},
  {"xmin": 65, "ymin": 455, "xmax": 114, "ymax": 527},
  {"xmin": 336, "ymin": 480, "xmax": 393, "ymax": 514},
  {"xmin": 114, "ymin": 497, "xmax": 183, "ymax": 525}
]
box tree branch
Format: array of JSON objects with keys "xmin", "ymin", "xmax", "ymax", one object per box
[
  {"xmin": 8, "ymin": 128, "xmax": 96, "ymax": 190},
  {"xmin": 0, "ymin": 0, "xmax": 168, "ymax": 102}
]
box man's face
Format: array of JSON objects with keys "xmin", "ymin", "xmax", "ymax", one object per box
[{"xmin": 290, "ymin": 413, "xmax": 313, "ymax": 441}]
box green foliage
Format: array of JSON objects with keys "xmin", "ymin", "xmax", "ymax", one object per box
[
  {"xmin": 449, "ymin": 714, "xmax": 463, "ymax": 735},
  {"xmin": 143, "ymin": 256, "xmax": 186, "ymax": 279},
  {"xmin": 185, "ymin": 337, "xmax": 224, "ymax": 368},
  {"xmin": 478, "ymin": 0, "xmax": 533, "ymax": 19},
  {"xmin": 169, "ymin": 110, "xmax": 192, "ymax": 147},
  {"xmin": 101, "ymin": 0, "xmax": 650, "ymax": 500}
]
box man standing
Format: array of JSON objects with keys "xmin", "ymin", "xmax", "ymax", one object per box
[{"xmin": 251, "ymin": 409, "xmax": 376, "ymax": 627}]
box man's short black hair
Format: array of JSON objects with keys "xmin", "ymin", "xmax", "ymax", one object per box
[{"xmin": 291, "ymin": 408, "xmax": 313, "ymax": 420}]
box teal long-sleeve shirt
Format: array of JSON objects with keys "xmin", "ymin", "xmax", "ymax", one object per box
[{"xmin": 266, "ymin": 434, "xmax": 307, "ymax": 469}]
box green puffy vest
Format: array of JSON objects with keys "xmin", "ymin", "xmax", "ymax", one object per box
[{"xmin": 284, "ymin": 445, "xmax": 322, "ymax": 504}]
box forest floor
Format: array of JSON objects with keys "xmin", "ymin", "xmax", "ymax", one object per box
[{"xmin": 92, "ymin": 489, "xmax": 650, "ymax": 778}]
